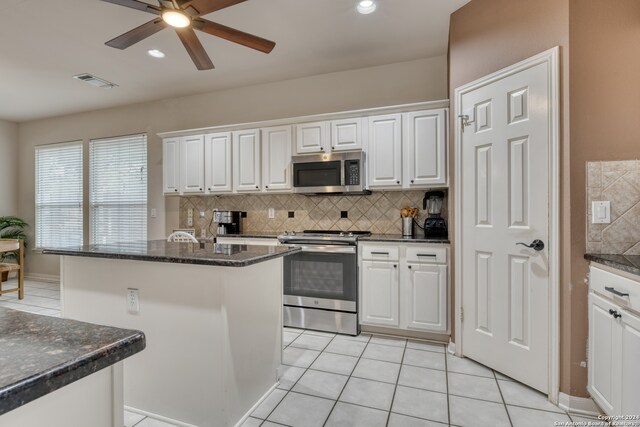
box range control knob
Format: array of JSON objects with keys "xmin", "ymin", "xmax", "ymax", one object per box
[
  {"xmin": 339, "ymin": 232, "xmax": 345, "ymax": 237},
  {"xmin": 290, "ymin": 231, "xmax": 296, "ymax": 236}
]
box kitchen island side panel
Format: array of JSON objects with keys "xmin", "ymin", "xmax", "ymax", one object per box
[{"xmin": 60, "ymin": 255, "xmax": 282, "ymax": 427}]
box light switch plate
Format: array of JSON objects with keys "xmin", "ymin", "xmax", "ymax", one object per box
[
  {"xmin": 591, "ymin": 201, "xmax": 611, "ymax": 224},
  {"xmin": 268, "ymin": 208, "xmax": 275, "ymax": 219}
]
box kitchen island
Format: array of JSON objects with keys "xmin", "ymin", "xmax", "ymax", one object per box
[
  {"xmin": 43, "ymin": 240, "xmax": 299, "ymax": 427},
  {"xmin": 0, "ymin": 307, "xmax": 145, "ymax": 427}
]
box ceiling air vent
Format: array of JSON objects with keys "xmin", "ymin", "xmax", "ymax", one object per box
[{"xmin": 72, "ymin": 73, "xmax": 118, "ymax": 89}]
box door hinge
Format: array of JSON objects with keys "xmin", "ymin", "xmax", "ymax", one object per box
[{"xmin": 460, "ymin": 307, "xmax": 464, "ymax": 322}]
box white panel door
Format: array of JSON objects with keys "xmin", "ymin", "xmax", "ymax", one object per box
[
  {"xmin": 331, "ymin": 118, "xmax": 363, "ymax": 152},
  {"xmin": 620, "ymin": 309, "xmax": 640, "ymax": 415},
  {"xmin": 587, "ymin": 293, "xmax": 616, "ymax": 414},
  {"xmin": 296, "ymin": 122, "xmax": 329, "ymax": 154},
  {"xmin": 262, "ymin": 126, "xmax": 292, "ymax": 192},
  {"xmin": 361, "ymin": 261, "xmax": 399, "ymax": 327},
  {"xmin": 403, "ymin": 109, "xmax": 447, "ymax": 187},
  {"xmin": 367, "ymin": 114, "xmax": 402, "ymax": 188},
  {"xmin": 180, "ymin": 135, "xmax": 205, "ymax": 194},
  {"xmin": 204, "ymin": 132, "xmax": 232, "ymax": 194},
  {"xmin": 232, "ymin": 129, "xmax": 261, "ymax": 192},
  {"xmin": 404, "ymin": 263, "xmax": 447, "ymax": 332},
  {"xmin": 460, "ymin": 61, "xmax": 550, "ymax": 392},
  {"xmin": 162, "ymin": 138, "xmax": 180, "ymax": 194}
]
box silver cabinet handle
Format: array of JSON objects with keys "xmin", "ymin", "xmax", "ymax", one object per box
[{"xmin": 605, "ymin": 286, "xmax": 629, "ymax": 297}]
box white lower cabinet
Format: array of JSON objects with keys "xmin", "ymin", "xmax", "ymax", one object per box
[
  {"xmin": 361, "ymin": 261, "xmax": 400, "ymax": 327},
  {"xmin": 588, "ymin": 265, "xmax": 640, "ymax": 417},
  {"xmin": 360, "ymin": 243, "xmax": 448, "ymax": 333}
]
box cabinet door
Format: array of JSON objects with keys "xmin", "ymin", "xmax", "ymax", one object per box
[
  {"xmin": 296, "ymin": 122, "xmax": 329, "ymax": 154},
  {"xmin": 204, "ymin": 132, "xmax": 232, "ymax": 194},
  {"xmin": 403, "ymin": 109, "xmax": 447, "ymax": 187},
  {"xmin": 588, "ymin": 293, "xmax": 617, "ymax": 414},
  {"xmin": 620, "ymin": 309, "xmax": 640, "ymax": 415},
  {"xmin": 331, "ymin": 118, "xmax": 363, "ymax": 152},
  {"xmin": 361, "ymin": 260, "xmax": 399, "ymax": 327},
  {"xmin": 262, "ymin": 126, "xmax": 292, "ymax": 191},
  {"xmin": 163, "ymin": 138, "xmax": 180, "ymax": 194},
  {"xmin": 367, "ymin": 114, "xmax": 402, "ymax": 188},
  {"xmin": 180, "ymin": 135, "xmax": 205, "ymax": 193},
  {"xmin": 403, "ymin": 263, "xmax": 447, "ymax": 332},
  {"xmin": 232, "ymin": 129, "xmax": 261, "ymax": 192}
]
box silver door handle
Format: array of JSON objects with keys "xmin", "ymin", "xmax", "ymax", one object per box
[{"xmin": 298, "ymin": 245, "xmax": 356, "ymax": 254}]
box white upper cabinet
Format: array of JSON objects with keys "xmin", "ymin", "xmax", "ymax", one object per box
[
  {"xmin": 331, "ymin": 118, "xmax": 363, "ymax": 152},
  {"xmin": 403, "ymin": 109, "xmax": 447, "ymax": 187},
  {"xmin": 367, "ymin": 114, "xmax": 402, "ymax": 188},
  {"xmin": 262, "ymin": 126, "xmax": 292, "ymax": 192},
  {"xmin": 232, "ymin": 129, "xmax": 261, "ymax": 192},
  {"xmin": 179, "ymin": 135, "xmax": 205, "ymax": 194},
  {"xmin": 295, "ymin": 121, "xmax": 330, "ymax": 154},
  {"xmin": 163, "ymin": 138, "xmax": 181, "ymax": 195},
  {"xmin": 204, "ymin": 132, "xmax": 232, "ymax": 194}
]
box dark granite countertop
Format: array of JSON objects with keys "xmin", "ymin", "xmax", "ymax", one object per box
[
  {"xmin": 215, "ymin": 233, "xmax": 280, "ymax": 239},
  {"xmin": 359, "ymin": 234, "xmax": 450, "ymax": 244},
  {"xmin": 585, "ymin": 253, "xmax": 640, "ymax": 277},
  {"xmin": 42, "ymin": 240, "xmax": 300, "ymax": 267},
  {"xmin": 0, "ymin": 308, "xmax": 145, "ymax": 415}
]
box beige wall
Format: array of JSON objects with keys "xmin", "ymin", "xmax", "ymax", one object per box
[
  {"xmin": 449, "ymin": 0, "xmax": 576, "ymax": 394},
  {"xmin": 0, "ymin": 119, "xmax": 18, "ymax": 216},
  {"xmin": 17, "ymin": 56, "xmax": 448, "ymax": 278}
]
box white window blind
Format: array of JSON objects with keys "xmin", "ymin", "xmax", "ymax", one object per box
[
  {"xmin": 35, "ymin": 142, "xmax": 83, "ymax": 248},
  {"xmin": 90, "ymin": 134, "xmax": 147, "ymax": 245}
]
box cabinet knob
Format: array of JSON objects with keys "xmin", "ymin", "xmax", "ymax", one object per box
[
  {"xmin": 266, "ymin": 186, "xmax": 269, "ymax": 189},
  {"xmin": 199, "ymin": 188, "xmax": 202, "ymax": 191},
  {"xmin": 332, "ymin": 147, "xmax": 335, "ymax": 150},
  {"xmin": 174, "ymin": 189, "xmax": 178, "ymax": 192},
  {"xmin": 411, "ymin": 180, "xmax": 414, "ymax": 184},
  {"xmin": 396, "ymin": 181, "xmax": 400, "ymax": 184},
  {"xmin": 393, "ymin": 264, "xmax": 397, "ymax": 268},
  {"xmin": 408, "ymin": 265, "xmax": 412, "ymax": 269},
  {"xmin": 320, "ymin": 147, "xmax": 324, "ymax": 151},
  {"xmin": 609, "ymin": 309, "xmax": 622, "ymax": 319},
  {"xmin": 256, "ymin": 186, "xmax": 259, "ymax": 189}
]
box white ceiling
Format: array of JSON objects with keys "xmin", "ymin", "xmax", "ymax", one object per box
[{"xmin": 0, "ymin": 0, "xmax": 468, "ymax": 123}]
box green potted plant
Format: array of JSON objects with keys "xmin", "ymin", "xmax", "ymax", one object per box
[{"xmin": 0, "ymin": 216, "xmax": 29, "ymax": 281}]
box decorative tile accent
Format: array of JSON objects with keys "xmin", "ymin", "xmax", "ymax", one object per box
[
  {"xmin": 586, "ymin": 160, "xmax": 640, "ymax": 255},
  {"xmin": 179, "ymin": 191, "xmax": 448, "ymax": 237}
]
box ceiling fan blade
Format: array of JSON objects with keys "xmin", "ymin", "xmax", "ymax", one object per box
[
  {"xmin": 101, "ymin": 0, "xmax": 161, "ymax": 15},
  {"xmin": 193, "ymin": 19, "xmax": 275, "ymax": 53},
  {"xmin": 106, "ymin": 19, "xmax": 167, "ymax": 50},
  {"xmin": 175, "ymin": 27, "xmax": 214, "ymax": 70},
  {"xmin": 177, "ymin": 0, "xmax": 247, "ymax": 16}
]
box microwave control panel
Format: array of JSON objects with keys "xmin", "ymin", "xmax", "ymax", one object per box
[{"xmin": 345, "ymin": 160, "xmax": 361, "ymax": 186}]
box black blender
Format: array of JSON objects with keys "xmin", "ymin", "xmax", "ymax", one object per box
[{"xmin": 422, "ymin": 191, "xmax": 448, "ymax": 239}]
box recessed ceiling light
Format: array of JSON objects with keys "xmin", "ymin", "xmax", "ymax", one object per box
[
  {"xmin": 162, "ymin": 10, "xmax": 190, "ymax": 28},
  {"xmin": 147, "ymin": 49, "xmax": 166, "ymax": 58},
  {"xmin": 357, "ymin": 0, "xmax": 377, "ymax": 14}
]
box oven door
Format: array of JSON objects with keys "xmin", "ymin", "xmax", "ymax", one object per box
[{"xmin": 283, "ymin": 245, "xmax": 357, "ymax": 312}]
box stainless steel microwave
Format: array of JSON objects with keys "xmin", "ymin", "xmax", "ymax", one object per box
[{"xmin": 292, "ymin": 151, "xmax": 369, "ymax": 195}]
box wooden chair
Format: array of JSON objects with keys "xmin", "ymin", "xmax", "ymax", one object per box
[{"xmin": 0, "ymin": 239, "xmax": 24, "ymax": 299}]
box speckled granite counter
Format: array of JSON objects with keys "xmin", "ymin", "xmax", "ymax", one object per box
[
  {"xmin": 42, "ymin": 240, "xmax": 299, "ymax": 267},
  {"xmin": 0, "ymin": 308, "xmax": 144, "ymax": 415},
  {"xmin": 360, "ymin": 234, "xmax": 450, "ymax": 244},
  {"xmin": 585, "ymin": 253, "xmax": 640, "ymax": 277}
]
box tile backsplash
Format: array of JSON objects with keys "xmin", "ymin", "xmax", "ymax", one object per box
[
  {"xmin": 179, "ymin": 191, "xmax": 447, "ymax": 237},
  {"xmin": 586, "ymin": 160, "xmax": 640, "ymax": 255}
]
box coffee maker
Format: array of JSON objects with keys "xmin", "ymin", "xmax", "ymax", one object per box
[
  {"xmin": 213, "ymin": 211, "xmax": 243, "ymax": 235},
  {"xmin": 422, "ymin": 191, "xmax": 447, "ymax": 239}
]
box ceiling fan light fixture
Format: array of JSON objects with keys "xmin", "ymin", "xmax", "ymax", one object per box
[
  {"xmin": 147, "ymin": 49, "xmax": 166, "ymax": 58},
  {"xmin": 162, "ymin": 10, "xmax": 191, "ymax": 28},
  {"xmin": 357, "ymin": 0, "xmax": 377, "ymax": 14}
]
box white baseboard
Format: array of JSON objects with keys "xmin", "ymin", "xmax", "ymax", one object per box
[
  {"xmin": 558, "ymin": 392, "xmax": 601, "ymax": 417},
  {"xmin": 25, "ymin": 273, "xmax": 60, "ymax": 283},
  {"xmin": 447, "ymin": 339, "xmax": 456, "ymax": 355},
  {"xmin": 234, "ymin": 382, "xmax": 279, "ymax": 427},
  {"xmin": 124, "ymin": 406, "xmax": 198, "ymax": 427}
]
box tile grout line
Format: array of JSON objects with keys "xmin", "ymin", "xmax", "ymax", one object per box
[
  {"xmin": 384, "ymin": 339, "xmax": 407, "ymax": 427},
  {"xmin": 494, "ymin": 370, "xmax": 514, "ymax": 427},
  {"xmin": 445, "ymin": 351, "xmax": 452, "ymax": 426}
]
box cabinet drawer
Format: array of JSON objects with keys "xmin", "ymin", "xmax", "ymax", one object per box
[
  {"xmin": 361, "ymin": 246, "xmax": 399, "ymax": 261},
  {"xmin": 405, "ymin": 246, "xmax": 447, "ymax": 264},
  {"xmin": 590, "ymin": 266, "xmax": 640, "ymax": 312}
]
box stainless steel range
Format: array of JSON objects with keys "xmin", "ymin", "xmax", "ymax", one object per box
[{"xmin": 278, "ymin": 230, "xmax": 370, "ymax": 336}]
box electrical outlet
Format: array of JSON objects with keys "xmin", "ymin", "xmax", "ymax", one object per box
[
  {"xmin": 150, "ymin": 208, "xmax": 157, "ymax": 218},
  {"xmin": 199, "ymin": 211, "xmax": 205, "ymax": 218},
  {"xmin": 187, "ymin": 208, "xmax": 193, "ymax": 227},
  {"xmin": 127, "ymin": 288, "xmax": 140, "ymax": 314},
  {"xmin": 268, "ymin": 208, "xmax": 275, "ymax": 219}
]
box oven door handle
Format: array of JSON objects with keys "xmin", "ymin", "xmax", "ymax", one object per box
[{"xmin": 297, "ymin": 245, "xmax": 356, "ymax": 254}]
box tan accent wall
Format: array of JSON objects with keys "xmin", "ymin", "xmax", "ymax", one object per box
[
  {"xmin": 17, "ymin": 56, "xmax": 448, "ymax": 277},
  {"xmin": 449, "ymin": 0, "xmax": 576, "ymax": 394},
  {"xmin": 0, "ymin": 119, "xmax": 18, "ymax": 216}
]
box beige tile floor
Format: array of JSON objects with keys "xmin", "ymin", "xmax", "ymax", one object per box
[{"xmin": 1, "ymin": 279, "xmax": 604, "ymax": 427}]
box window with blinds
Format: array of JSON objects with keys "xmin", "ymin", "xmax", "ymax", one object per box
[
  {"xmin": 35, "ymin": 142, "xmax": 83, "ymax": 248},
  {"xmin": 89, "ymin": 134, "xmax": 147, "ymax": 245}
]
